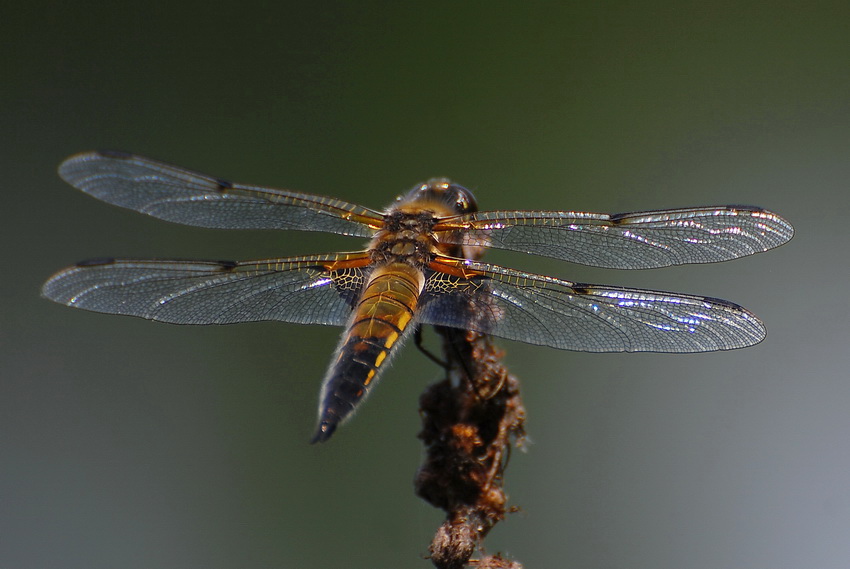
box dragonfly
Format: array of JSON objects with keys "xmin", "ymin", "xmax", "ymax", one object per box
[{"xmin": 42, "ymin": 151, "xmax": 794, "ymax": 442}]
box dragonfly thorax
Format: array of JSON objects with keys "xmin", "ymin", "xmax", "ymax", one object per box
[
  {"xmin": 43, "ymin": 150, "xmax": 793, "ymax": 443},
  {"xmin": 370, "ymin": 210, "xmax": 442, "ymax": 267}
]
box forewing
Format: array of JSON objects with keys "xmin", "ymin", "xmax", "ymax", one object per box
[
  {"xmin": 41, "ymin": 253, "xmax": 371, "ymax": 326},
  {"xmin": 434, "ymin": 206, "xmax": 794, "ymax": 269},
  {"xmin": 58, "ymin": 151, "xmax": 384, "ymax": 236},
  {"xmin": 418, "ymin": 259, "xmax": 766, "ymax": 353}
]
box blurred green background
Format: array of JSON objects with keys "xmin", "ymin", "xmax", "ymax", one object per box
[{"xmin": 3, "ymin": 2, "xmax": 849, "ymax": 568}]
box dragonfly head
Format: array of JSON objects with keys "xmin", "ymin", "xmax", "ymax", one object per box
[{"xmin": 397, "ymin": 178, "xmax": 478, "ymax": 216}]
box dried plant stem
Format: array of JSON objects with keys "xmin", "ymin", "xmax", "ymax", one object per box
[{"xmin": 415, "ymin": 325, "xmax": 526, "ymax": 569}]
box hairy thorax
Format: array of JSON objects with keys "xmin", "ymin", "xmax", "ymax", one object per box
[{"xmin": 368, "ymin": 210, "xmax": 447, "ymax": 268}]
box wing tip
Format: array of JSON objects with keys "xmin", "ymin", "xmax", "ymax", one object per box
[
  {"xmin": 94, "ymin": 149, "xmax": 134, "ymax": 159},
  {"xmin": 75, "ymin": 257, "xmax": 117, "ymax": 267},
  {"xmin": 58, "ymin": 149, "xmax": 133, "ymax": 174}
]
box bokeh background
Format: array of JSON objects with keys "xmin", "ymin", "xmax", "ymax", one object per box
[{"xmin": 3, "ymin": 3, "xmax": 849, "ymax": 568}]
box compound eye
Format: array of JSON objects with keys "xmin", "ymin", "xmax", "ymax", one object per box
[{"xmin": 451, "ymin": 185, "xmax": 477, "ymax": 213}]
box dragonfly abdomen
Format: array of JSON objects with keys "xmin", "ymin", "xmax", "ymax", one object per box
[{"xmin": 312, "ymin": 263, "xmax": 425, "ymax": 443}]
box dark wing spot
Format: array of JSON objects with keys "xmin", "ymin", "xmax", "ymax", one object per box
[
  {"xmin": 215, "ymin": 260, "xmax": 239, "ymax": 271},
  {"xmin": 76, "ymin": 257, "xmax": 116, "ymax": 267},
  {"xmin": 608, "ymin": 212, "xmax": 627, "ymax": 224},
  {"xmin": 697, "ymin": 294, "xmax": 746, "ymax": 311},
  {"xmin": 724, "ymin": 204, "xmax": 761, "ymax": 211},
  {"xmin": 571, "ymin": 285, "xmax": 592, "ymax": 295},
  {"xmin": 214, "ymin": 177, "xmax": 234, "ymax": 191}
]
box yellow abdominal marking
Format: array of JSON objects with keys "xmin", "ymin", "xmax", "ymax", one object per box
[
  {"xmin": 381, "ymin": 331, "xmax": 400, "ymax": 349},
  {"xmin": 373, "ymin": 350, "xmax": 387, "ymax": 369}
]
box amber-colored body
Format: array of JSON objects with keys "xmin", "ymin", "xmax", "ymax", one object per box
[
  {"xmin": 42, "ymin": 151, "xmax": 793, "ymax": 442},
  {"xmin": 313, "ymin": 182, "xmax": 477, "ymax": 441}
]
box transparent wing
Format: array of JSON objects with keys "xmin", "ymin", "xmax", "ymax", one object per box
[
  {"xmin": 433, "ymin": 206, "xmax": 794, "ymax": 269},
  {"xmin": 41, "ymin": 253, "xmax": 372, "ymax": 326},
  {"xmin": 58, "ymin": 151, "xmax": 384, "ymax": 236},
  {"xmin": 418, "ymin": 258, "xmax": 765, "ymax": 352}
]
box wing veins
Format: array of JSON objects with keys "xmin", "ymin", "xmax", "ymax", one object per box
[
  {"xmin": 421, "ymin": 259, "xmax": 765, "ymax": 352},
  {"xmin": 434, "ymin": 206, "xmax": 793, "ymax": 269},
  {"xmin": 58, "ymin": 151, "xmax": 384, "ymax": 236}
]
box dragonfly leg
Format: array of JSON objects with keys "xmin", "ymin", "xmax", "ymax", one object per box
[{"xmin": 414, "ymin": 326, "xmax": 449, "ymax": 369}]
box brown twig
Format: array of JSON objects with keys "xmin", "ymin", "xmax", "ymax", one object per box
[{"xmin": 415, "ymin": 325, "xmax": 526, "ymax": 569}]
